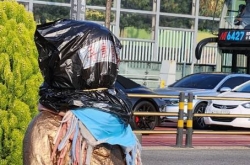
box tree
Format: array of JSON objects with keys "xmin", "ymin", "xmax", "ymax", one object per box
[
  {"xmin": 161, "ymin": 0, "xmax": 192, "ymax": 14},
  {"xmin": 0, "ymin": 1, "xmax": 43, "ymax": 164},
  {"xmin": 119, "ymin": 0, "xmax": 153, "ymax": 37},
  {"xmin": 33, "ymin": 0, "xmax": 107, "ymax": 23},
  {"xmin": 87, "ymin": 0, "xmax": 106, "ymax": 6},
  {"xmin": 198, "ymin": 0, "xmax": 224, "ymax": 31},
  {"xmin": 105, "ymin": 0, "xmax": 112, "ymax": 29},
  {"xmin": 199, "ymin": 0, "xmax": 224, "ymax": 17},
  {"xmin": 33, "ymin": 0, "xmax": 70, "ymax": 24},
  {"xmin": 160, "ymin": 0, "xmax": 193, "ymax": 28}
]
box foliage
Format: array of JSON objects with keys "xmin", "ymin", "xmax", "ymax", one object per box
[
  {"xmin": 198, "ymin": 0, "xmax": 224, "ymax": 31},
  {"xmin": 85, "ymin": 9, "xmax": 115, "ymax": 22},
  {"xmin": 159, "ymin": 0, "xmax": 193, "ymax": 29},
  {"xmin": 199, "ymin": 0, "xmax": 224, "ymax": 17},
  {"xmin": 33, "ymin": 3, "xmax": 70, "ymax": 24},
  {"xmin": 0, "ymin": 1, "xmax": 43, "ymax": 164},
  {"xmin": 161, "ymin": 0, "xmax": 192, "ymax": 14},
  {"xmin": 32, "ymin": 0, "xmax": 223, "ymax": 35},
  {"xmin": 121, "ymin": 0, "xmax": 152, "ymax": 11},
  {"xmin": 86, "ymin": 0, "xmax": 106, "ymax": 6}
]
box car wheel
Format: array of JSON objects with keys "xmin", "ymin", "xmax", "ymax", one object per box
[
  {"xmin": 131, "ymin": 100, "xmax": 158, "ymax": 130},
  {"xmin": 193, "ymin": 102, "xmax": 208, "ymax": 129}
]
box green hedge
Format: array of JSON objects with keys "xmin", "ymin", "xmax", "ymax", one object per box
[{"xmin": 0, "ymin": 1, "xmax": 43, "ymax": 164}]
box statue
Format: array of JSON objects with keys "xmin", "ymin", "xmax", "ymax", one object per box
[{"xmin": 23, "ymin": 19, "xmax": 142, "ymax": 165}]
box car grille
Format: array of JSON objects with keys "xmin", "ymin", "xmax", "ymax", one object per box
[
  {"xmin": 210, "ymin": 117, "xmax": 236, "ymax": 122},
  {"xmin": 212, "ymin": 103, "xmax": 238, "ymax": 109}
]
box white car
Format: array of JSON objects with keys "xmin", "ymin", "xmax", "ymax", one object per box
[
  {"xmin": 204, "ymin": 80, "xmax": 250, "ymax": 128},
  {"xmin": 154, "ymin": 72, "xmax": 250, "ymax": 129}
]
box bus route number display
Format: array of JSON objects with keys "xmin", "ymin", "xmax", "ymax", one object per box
[{"xmin": 218, "ymin": 30, "xmax": 250, "ymax": 41}]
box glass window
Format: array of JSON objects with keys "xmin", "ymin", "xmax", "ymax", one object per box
[
  {"xmin": 198, "ymin": 19, "xmax": 219, "ymax": 33},
  {"xmin": 160, "ymin": 0, "xmax": 193, "ymax": 14},
  {"xmin": 116, "ymin": 75, "xmax": 140, "ymax": 89},
  {"xmin": 86, "ymin": 0, "xmax": 107, "ymax": 7},
  {"xmin": 220, "ymin": 76, "xmax": 246, "ymax": 89},
  {"xmin": 120, "ymin": 12, "xmax": 154, "ymax": 39},
  {"xmin": 244, "ymin": 77, "xmax": 250, "ymax": 82},
  {"xmin": 159, "ymin": 16, "xmax": 194, "ymax": 29},
  {"xmin": 115, "ymin": 81, "xmax": 125, "ymax": 90},
  {"xmin": 36, "ymin": 0, "xmax": 70, "ymax": 2},
  {"xmin": 234, "ymin": 80, "xmax": 250, "ymax": 92},
  {"xmin": 85, "ymin": 9, "xmax": 115, "ymax": 22},
  {"xmin": 170, "ymin": 73, "xmax": 226, "ymax": 89},
  {"xmin": 33, "ymin": 4, "xmax": 70, "ymax": 24},
  {"xmin": 199, "ymin": 0, "xmax": 223, "ymax": 17},
  {"xmin": 121, "ymin": 0, "xmax": 153, "ymax": 11}
]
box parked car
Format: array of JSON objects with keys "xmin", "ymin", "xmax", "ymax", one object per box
[
  {"xmin": 153, "ymin": 72, "xmax": 250, "ymax": 129},
  {"xmin": 204, "ymin": 80, "xmax": 250, "ymax": 128},
  {"xmin": 115, "ymin": 75, "xmax": 166, "ymax": 130}
]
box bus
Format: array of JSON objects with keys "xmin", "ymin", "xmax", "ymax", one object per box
[{"xmin": 196, "ymin": 0, "xmax": 250, "ymax": 73}]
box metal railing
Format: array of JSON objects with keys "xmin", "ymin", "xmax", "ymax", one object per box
[{"xmin": 128, "ymin": 92, "xmax": 250, "ymax": 148}]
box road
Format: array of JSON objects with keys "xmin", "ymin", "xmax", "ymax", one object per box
[
  {"xmin": 139, "ymin": 122, "xmax": 250, "ymax": 164},
  {"xmin": 141, "ymin": 122, "xmax": 250, "ymax": 147},
  {"xmin": 141, "ymin": 148, "xmax": 250, "ymax": 165}
]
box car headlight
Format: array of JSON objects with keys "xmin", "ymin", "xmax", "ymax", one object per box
[
  {"xmin": 242, "ymin": 102, "xmax": 250, "ymax": 108},
  {"xmin": 159, "ymin": 105, "xmax": 167, "ymax": 112},
  {"xmin": 165, "ymin": 99, "xmax": 189, "ymax": 106},
  {"xmin": 165, "ymin": 99, "xmax": 179, "ymax": 106}
]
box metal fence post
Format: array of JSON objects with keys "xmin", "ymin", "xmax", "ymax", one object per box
[
  {"xmin": 185, "ymin": 92, "xmax": 193, "ymax": 148},
  {"xmin": 176, "ymin": 92, "xmax": 185, "ymax": 147}
]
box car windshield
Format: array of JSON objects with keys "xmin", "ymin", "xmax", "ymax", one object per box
[
  {"xmin": 168, "ymin": 74, "xmax": 227, "ymax": 89},
  {"xmin": 116, "ymin": 75, "xmax": 141, "ymax": 89},
  {"xmin": 233, "ymin": 81, "xmax": 250, "ymax": 93}
]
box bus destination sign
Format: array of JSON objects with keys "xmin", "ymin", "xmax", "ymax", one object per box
[{"xmin": 218, "ymin": 29, "xmax": 250, "ymax": 41}]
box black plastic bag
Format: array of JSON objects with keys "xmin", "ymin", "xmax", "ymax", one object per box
[
  {"xmin": 35, "ymin": 19, "xmax": 132, "ymax": 124},
  {"xmin": 35, "ymin": 19, "xmax": 122, "ymax": 89}
]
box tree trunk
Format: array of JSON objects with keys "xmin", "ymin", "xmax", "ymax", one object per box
[{"xmin": 105, "ymin": 0, "xmax": 112, "ymax": 29}]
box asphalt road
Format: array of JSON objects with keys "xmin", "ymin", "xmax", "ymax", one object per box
[
  {"xmin": 139, "ymin": 122, "xmax": 250, "ymax": 164},
  {"xmin": 141, "ymin": 147, "xmax": 250, "ymax": 165},
  {"xmin": 141, "ymin": 123, "xmax": 250, "ymax": 147}
]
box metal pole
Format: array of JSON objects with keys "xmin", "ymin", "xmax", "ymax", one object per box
[
  {"xmin": 176, "ymin": 92, "xmax": 185, "ymax": 147},
  {"xmin": 77, "ymin": 0, "xmax": 86, "ymax": 20},
  {"xmin": 185, "ymin": 92, "xmax": 194, "ymax": 148},
  {"xmin": 190, "ymin": 0, "xmax": 200, "ymax": 74},
  {"xmin": 105, "ymin": 0, "xmax": 112, "ymax": 29},
  {"xmin": 114, "ymin": 0, "xmax": 121, "ymax": 37}
]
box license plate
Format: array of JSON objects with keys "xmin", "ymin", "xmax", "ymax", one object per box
[{"xmin": 211, "ymin": 109, "xmax": 230, "ymax": 114}]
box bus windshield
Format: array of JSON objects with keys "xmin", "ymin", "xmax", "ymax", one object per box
[{"xmin": 223, "ymin": 0, "xmax": 250, "ymax": 29}]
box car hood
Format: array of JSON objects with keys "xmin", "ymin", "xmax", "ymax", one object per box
[
  {"xmin": 212, "ymin": 92, "xmax": 250, "ymax": 105},
  {"xmin": 124, "ymin": 86, "xmax": 156, "ymax": 94},
  {"xmin": 218, "ymin": 91, "xmax": 250, "ymax": 98},
  {"xmin": 153, "ymin": 87, "xmax": 217, "ymax": 96}
]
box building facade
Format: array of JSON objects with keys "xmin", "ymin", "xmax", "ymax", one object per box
[{"xmin": 17, "ymin": 0, "xmax": 220, "ymax": 87}]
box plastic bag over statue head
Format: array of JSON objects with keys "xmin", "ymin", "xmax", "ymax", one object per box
[{"xmin": 35, "ymin": 19, "xmax": 122, "ymax": 90}]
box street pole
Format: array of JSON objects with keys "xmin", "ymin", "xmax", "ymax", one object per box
[{"xmin": 105, "ymin": 0, "xmax": 112, "ymax": 29}]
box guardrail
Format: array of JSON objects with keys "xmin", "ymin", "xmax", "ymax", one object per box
[{"xmin": 128, "ymin": 92, "xmax": 250, "ymax": 148}]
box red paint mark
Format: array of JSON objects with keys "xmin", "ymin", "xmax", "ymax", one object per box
[{"xmin": 219, "ymin": 31, "xmax": 228, "ymax": 40}]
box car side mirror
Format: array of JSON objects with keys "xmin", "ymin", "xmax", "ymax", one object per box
[{"xmin": 220, "ymin": 87, "xmax": 232, "ymax": 93}]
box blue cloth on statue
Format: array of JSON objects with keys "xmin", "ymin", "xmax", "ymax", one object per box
[
  {"xmin": 71, "ymin": 108, "xmax": 139, "ymax": 165},
  {"xmin": 72, "ymin": 108, "xmax": 136, "ymax": 147}
]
